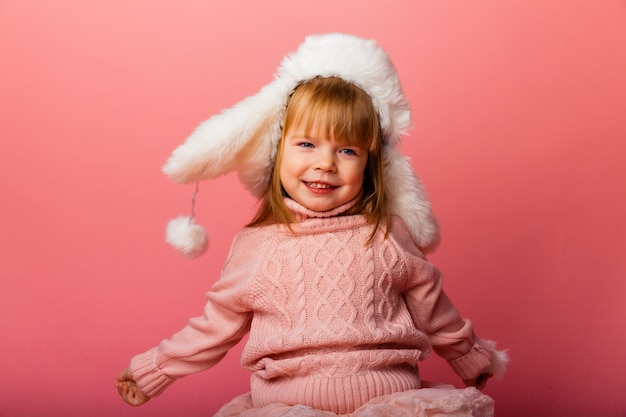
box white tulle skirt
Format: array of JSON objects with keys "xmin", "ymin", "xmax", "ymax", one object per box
[{"xmin": 214, "ymin": 384, "xmax": 494, "ymax": 417}]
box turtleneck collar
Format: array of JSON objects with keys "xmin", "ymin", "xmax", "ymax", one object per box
[{"xmin": 284, "ymin": 197, "xmax": 359, "ymax": 222}]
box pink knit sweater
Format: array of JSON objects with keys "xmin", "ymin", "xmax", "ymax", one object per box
[{"xmin": 130, "ymin": 199, "xmax": 495, "ymax": 414}]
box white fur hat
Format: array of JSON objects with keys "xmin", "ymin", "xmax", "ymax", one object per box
[{"xmin": 163, "ymin": 33, "xmax": 440, "ymax": 258}]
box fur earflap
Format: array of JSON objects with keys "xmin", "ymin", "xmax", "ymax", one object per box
[
  {"xmin": 383, "ymin": 147, "xmax": 440, "ymax": 252},
  {"xmin": 162, "ymin": 80, "xmax": 289, "ymax": 197}
]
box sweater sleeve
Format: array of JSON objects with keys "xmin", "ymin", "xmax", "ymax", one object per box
[
  {"xmin": 395, "ymin": 223, "xmax": 500, "ymax": 380},
  {"xmin": 129, "ymin": 231, "xmax": 256, "ymax": 397}
]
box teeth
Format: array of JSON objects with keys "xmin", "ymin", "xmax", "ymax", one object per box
[{"xmin": 307, "ymin": 182, "xmax": 335, "ymax": 189}]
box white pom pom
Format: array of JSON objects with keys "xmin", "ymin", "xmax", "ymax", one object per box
[{"xmin": 165, "ymin": 216, "xmax": 209, "ymax": 258}]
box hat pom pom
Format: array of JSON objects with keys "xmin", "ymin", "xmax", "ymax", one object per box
[{"xmin": 165, "ymin": 216, "xmax": 208, "ymax": 258}]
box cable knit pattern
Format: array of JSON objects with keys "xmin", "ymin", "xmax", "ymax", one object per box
[{"xmin": 129, "ymin": 198, "xmax": 498, "ymax": 415}]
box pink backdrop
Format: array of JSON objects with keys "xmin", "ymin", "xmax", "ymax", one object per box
[{"xmin": 1, "ymin": 1, "xmax": 625, "ymax": 416}]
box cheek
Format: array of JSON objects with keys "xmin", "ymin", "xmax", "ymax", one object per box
[
  {"xmin": 278, "ymin": 158, "xmax": 297, "ymax": 185},
  {"xmin": 348, "ymin": 167, "xmax": 366, "ymax": 186},
  {"xmin": 355, "ymin": 159, "xmax": 368, "ymax": 184}
]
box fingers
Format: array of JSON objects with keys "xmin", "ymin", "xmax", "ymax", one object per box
[
  {"xmin": 116, "ymin": 371, "xmax": 150, "ymax": 406},
  {"xmin": 116, "ymin": 383, "xmax": 144, "ymax": 406},
  {"xmin": 116, "ymin": 368, "xmax": 135, "ymax": 405},
  {"xmin": 116, "ymin": 380, "xmax": 131, "ymax": 403},
  {"xmin": 116, "ymin": 380, "xmax": 133, "ymax": 402}
]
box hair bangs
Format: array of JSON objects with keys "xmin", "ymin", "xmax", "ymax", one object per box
[{"xmin": 284, "ymin": 77, "xmax": 381, "ymax": 154}]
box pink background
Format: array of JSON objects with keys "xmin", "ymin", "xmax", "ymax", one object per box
[{"xmin": 1, "ymin": 1, "xmax": 625, "ymax": 416}]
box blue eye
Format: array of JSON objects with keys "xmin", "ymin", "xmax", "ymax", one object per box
[
  {"xmin": 340, "ymin": 148, "xmax": 357, "ymax": 156},
  {"xmin": 298, "ymin": 142, "xmax": 314, "ymax": 148}
]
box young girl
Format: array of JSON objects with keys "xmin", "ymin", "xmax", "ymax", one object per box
[{"xmin": 116, "ymin": 33, "xmax": 507, "ymax": 417}]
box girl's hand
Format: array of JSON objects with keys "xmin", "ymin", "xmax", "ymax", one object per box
[
  {"xmin": 463, "ymin": 373, "xmax": 492, "ymax": 390},
  {"xmin": 116, "ymin": 368, "xmax": 150, "ymax": 406}
]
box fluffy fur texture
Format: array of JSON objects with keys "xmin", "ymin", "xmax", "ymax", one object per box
[
  {"xmin": 165, "ymin": 216, "xmax": 209, "ymax": 258},
  {"xmin": 482, "ymin": 340, "xmax": 510, "ymax": 379},
  {"xmin": 162, "ymin": 33, "xmax": 440, "ymax": 257}
]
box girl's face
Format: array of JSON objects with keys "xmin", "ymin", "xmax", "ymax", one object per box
[{"xmin": 279, "ymin": 126, "xmax": 368, "ymax": 212}]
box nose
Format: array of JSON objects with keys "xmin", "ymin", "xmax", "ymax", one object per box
[{"xmin": 315, "ymin": 151, "xmax": 336, "ymax": 172}]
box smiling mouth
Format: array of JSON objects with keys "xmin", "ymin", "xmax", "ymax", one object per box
[{"xmin": 305, "ymin": 182, "xmax": 338, "ymax": 190}]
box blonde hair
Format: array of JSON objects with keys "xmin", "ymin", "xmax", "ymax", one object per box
[{"xmin": 248, "ymin": 76, "xmax": 390, "ymax": 237}]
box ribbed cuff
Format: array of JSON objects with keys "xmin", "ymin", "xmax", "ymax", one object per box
[
  {"xmin": 448, "ymin": 341, "xmax": 493, "ymax": 380},
  {"xmin": 129, "ymin": 347, "xmax": 175, "ymax": 397}
]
